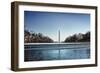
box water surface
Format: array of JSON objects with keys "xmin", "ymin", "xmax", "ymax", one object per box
[{"xmin": 24, "ymin": 43, "xmax": 90, "ymax": 61}]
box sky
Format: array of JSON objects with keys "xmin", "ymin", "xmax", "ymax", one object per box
[{"xmin": 24, "ymin": 11, "xmax": 90, "ymax": 42}]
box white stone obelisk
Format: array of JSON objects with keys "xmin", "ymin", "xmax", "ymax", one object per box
[{"xmin": 58, "ymin": 30, "xmax": 60, "ymax": 43}]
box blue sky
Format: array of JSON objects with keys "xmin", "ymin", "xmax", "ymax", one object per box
[{"xmin": 24, "ymin": 11, "xmax": 90, "ymax": 42}]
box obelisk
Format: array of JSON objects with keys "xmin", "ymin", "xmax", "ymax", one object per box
[{"xmin": 58, "ymin": 30, "xmax": 60, "ymax": 43}]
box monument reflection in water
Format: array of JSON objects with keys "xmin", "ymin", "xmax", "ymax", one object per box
[
  {"xmin": 24, "ymin": 31, "xmax": 90, "ymax": 62},
  {"xmin": 24, "ymin": 43, "xmax": 90, "ymax": 61}
]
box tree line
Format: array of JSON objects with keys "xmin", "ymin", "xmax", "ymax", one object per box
[
  {"xmin": 24, "ymin": 30, "xmax": 90, "ymax": 43},
  {"xmin": 64, "ymin": 31, "xmax": 90, "ymax": 42},
  {"xmin": 24, "ymin": 30, "xmax": 54, "ymax": 43}
]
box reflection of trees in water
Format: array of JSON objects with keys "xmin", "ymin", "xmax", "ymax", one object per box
[{"xmin": 24, "ymin": 48, "xmax": 90, "ymax": 61}]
